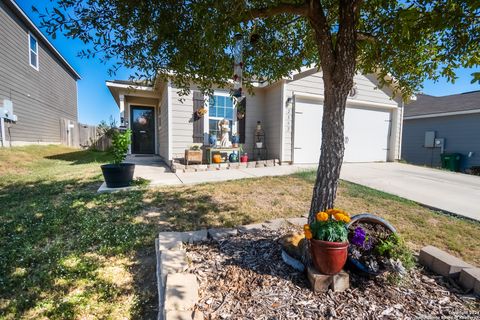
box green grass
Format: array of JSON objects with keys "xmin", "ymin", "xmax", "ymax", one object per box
[{"xmin": 1, "ymin": 146, "xmax": 479, "ymax": 319}]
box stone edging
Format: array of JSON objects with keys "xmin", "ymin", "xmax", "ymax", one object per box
[
  {"xmin": 155, "ymin": 217, "xmax": 308, "ymax": 320},
  {"xmin": 171, "ymin": 159, "xmax": 281, "ymax": 173},
  {"xmin": 419, "ymin": 245, "xmax": 480, "ymax": 296}
]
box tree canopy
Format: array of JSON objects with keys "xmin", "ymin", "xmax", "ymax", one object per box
[{"xmin": 38, "ymin": 0, "xmax": 479, "ymax": 97}]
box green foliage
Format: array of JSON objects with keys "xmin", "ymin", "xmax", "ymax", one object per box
[
  {"xmin": 311, "ymin": 220, "xmax": 349, "ymax": 242},
  {"xmin": 36, "ymin": 1, "xmax": 479, "ymax": 98},
  {"xmin": 110, "ymin": 129, "xmax": 131, "ymax": 165},
  {"xmin": 377, "ymin": 233, "xmax": 415, "ymax": 270}
]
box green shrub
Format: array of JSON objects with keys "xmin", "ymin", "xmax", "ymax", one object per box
[{"xmin": 111, "ymin": 129, "xmax": 132, "ymax": 165}]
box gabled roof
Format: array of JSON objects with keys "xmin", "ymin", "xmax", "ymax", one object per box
[
  {"xmin": 405, "ymin": 91, "xmax": 480, "ymax": 118},
  {"xmin": 5, "ymin": 0, "xmax": 81, "ymax": 80}
]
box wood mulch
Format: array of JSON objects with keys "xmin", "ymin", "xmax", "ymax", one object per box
[{"xmin": 186, "ymin": 228, "xmax": 479, "ymax": 320}]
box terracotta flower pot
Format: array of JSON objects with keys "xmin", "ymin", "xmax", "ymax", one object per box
[{"xmin": 310, "ymin": 239, "xmax": 348, "ymax": 275}]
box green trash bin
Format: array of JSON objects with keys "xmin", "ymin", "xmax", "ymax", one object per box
[{"xmin": 440, "ymin": 153, "xmax": 462, "ymax": 172}]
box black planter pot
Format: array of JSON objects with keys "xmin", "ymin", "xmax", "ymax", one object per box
[{"xmin": 101, "ymin": 163, "xmax": 135, "ymax": 188}]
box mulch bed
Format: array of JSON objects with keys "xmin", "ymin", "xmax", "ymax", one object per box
[{"xmin": 186, "ymin": 228, "xmax": 479, "ymax": 320}]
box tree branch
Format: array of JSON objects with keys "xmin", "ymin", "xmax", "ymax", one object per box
[
  {"xmin": 357, "ymin": 31, "xmax": 376, "ymax": 42},
  {"xmin": 241, "ymin": 1, "xmax": 309, "ymax": 21}
]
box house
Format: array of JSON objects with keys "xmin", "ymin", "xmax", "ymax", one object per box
[
  {"xmin": 402, "ymin": 91, "xmax": 480, "ymax": 171},
  {"xmin": 0, "ymin": 0, "xmax": 80, "ymax": 147},
  {"xmin": 106, "ymin": 68, "xmax": 404, "ymax": 166}
]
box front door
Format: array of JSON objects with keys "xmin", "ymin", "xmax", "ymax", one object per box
[{"xmin": 130, "ymin": 106, "xmax": 155, "ymax": 154}]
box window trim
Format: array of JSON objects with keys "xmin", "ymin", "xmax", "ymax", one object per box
[
  {"xmin": 28, "ymin": 32, "xmax": 39, "ymax": 70},
  {"xmin": 208, "ymin": 92, "xmax": 237, "ymax": 137}
]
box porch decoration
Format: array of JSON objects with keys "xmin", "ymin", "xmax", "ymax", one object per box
[
  {"xmin": 232, "ymin": 135, "xmax": 240, "ymax": 148},
  {"xmin": 304, "ymin": 208, "xmax": 350, "ymax": 275},
  {"xmin": 195, "ymin": 106, "xmax": 207, "ymax": 119},
  {"xmin": 253, "ymin": 121, "xmax": 267, "ymax": 160},
  {"xmin": 232, "ymin": 33, "xmax": 243, "ymax": 98},
  {"xmin": 218, "ymin": 118, "xmax": 232, "ymax": 147},
  {"xmin": 185, "ymin": 144, "xmax": 203, "ymax": 166},
  {"xmin": 100, "ymin": 128, "xmax": 135, "ymax": 188},
  {"xmin": 228, "ymin": 151, "xmax": 239, "ymax": 163},
  {"xmin": 209, "ymin": 134, "xmax": 217, "ymax": 146}
]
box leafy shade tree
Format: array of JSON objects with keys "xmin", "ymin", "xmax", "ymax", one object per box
[{"xmin": 39, "ymin": 1, "xmax": 479, "ymax": 222}]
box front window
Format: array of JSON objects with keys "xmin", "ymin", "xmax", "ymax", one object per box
[
  {"xmin": 29, "ymin": 34, "xmax": 38, "ymax": 70},
  {"xmin": 209, "ymin": 95, "xmax": 235, "ymax": 138}
]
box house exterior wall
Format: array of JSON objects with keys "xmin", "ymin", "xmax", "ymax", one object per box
[
  {"xmin": 284, "ymin": 71, "xmax": 401, "ymax": 162},
  {"xmin": 158, "ymin": 83, "xmax": 169, "ymax": 160},
  {"xmin": 0, "ymin": 1, "xmax": 78, "ymax": 145},
  {"xmin": 402, "ymin": 113, "xmax": 480, "ymax": 170},
  {"xmin": 262, "ymin": 82, "xmax": 283, "ymax": 160},
  {"xmin": 167, "ymin": 85, "xmax": 268, "ymax": 160}
]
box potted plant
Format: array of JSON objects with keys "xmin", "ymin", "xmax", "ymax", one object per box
[
  {"xmin": 101, "ymin": 129, "xmax": 135, "ymax": 188},
  {"xmin": 304, "ymin": 208, "xmax": 350, "ymax": 275}
]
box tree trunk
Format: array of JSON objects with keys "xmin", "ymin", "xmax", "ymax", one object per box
[{"xmin": 308, "ymin": 83, "xmax": 350, "ymax": 223}]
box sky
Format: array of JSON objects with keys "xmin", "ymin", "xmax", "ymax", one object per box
[{"xmin": 16, "ymin": 0, "xmax": 480, "ymax": 126}]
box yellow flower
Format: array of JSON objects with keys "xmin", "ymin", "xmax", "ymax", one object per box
[
  {"xmin": 316, "ymin": 211, "xmax": 329, "ymax": 222},
  {"xmin": 303, "ymin": 224, "xmax": 310, "ymax": 232},
  {"xmin": 333, "ymin": 213, "xmax": 351, "ymax": 223},
  {"xmin": 304, "ymin": 229, "xmax": 313, "ymax": 239}
]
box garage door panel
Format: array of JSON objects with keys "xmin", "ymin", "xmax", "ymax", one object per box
[
  {"xmin": 293, "ymin": 99, "xmax": 323, "ymax": 164},
  {"xmin": 343, "ymin": 107, "xmax": 390, "ymax": 162},
  {"xmin": 293, "ymin": 99, "xmax": 390, "ymax": 164}
]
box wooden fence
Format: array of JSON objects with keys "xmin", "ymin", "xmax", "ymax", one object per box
[{"xmin": 60, "ymin": 118, "xmax": 111, "ymax": 150}]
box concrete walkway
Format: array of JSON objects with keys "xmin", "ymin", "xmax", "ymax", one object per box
[{"xmin": 98, "ymin": 158, "xmax": 480, "ymax": 221}]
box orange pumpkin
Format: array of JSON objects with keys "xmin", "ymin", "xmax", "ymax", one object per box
[{"xmin": 212, "ymin": 154, "xmax": 222, "ymax": 163}]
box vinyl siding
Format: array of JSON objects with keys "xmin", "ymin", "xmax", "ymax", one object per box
[
  {"xmin": 170, "ymin": 87, "xmax": 194, "ymax": 158},
  {"xmin": 284, "ymin": 71, "xmax": 400, "ymax": 162},
  {"xmin": 159, "ymin": 83, "xmax": 169, "ymax": 160},
  {"xmin": 0, "ymin": 1, "xmax": 78, "ymax": 144},
  {"xmin": 402, "ymin": 113, "xmax": 480, "ymax": 170},
  {"xmin": 262, "ymin": 82, "xmax": 283, "ymax": 160},
  {"xmin": 243, "ymin": 88, "xmax": 264, "ymax": 156}
]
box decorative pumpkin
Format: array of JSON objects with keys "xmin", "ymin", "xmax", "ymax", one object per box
[{"xmin": 212, "ymin": 154, "xmax": 222, "ymax": 163}]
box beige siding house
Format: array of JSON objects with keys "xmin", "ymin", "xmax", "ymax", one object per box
[
  {"xmin": 0, "ymin": 0, "xmax": 80, "ymax": 146},
  {"xmin": 106, "ymin": 68, "xmax": 404, "ymax": 167}
]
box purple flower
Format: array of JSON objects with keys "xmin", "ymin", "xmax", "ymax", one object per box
[
  {"xmin": 351, "ymin": 227, "xmax": 366, "ymax": 247},
  {"xmin": 363, "ymin": 237, "xmax": 374, "ymax": 250}
]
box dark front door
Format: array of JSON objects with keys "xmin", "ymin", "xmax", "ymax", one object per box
[{"xmin": 131, "ymin": 106, "xmax": 155, "ymax": 154}]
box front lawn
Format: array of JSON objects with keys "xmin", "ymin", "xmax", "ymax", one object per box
[{"xmin": 1, "ymin": 145, "xmax": 479, "ymax": 319}]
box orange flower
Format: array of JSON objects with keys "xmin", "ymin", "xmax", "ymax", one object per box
[
  {"xmin": 303, "ymin": 224, "xmax": 310, "ymax": 232},
  {"xmin": 316, "ymin": 211, "xmax": 329, "ymax": 222},
  {"xmin": 304, "ymin": 229, "xmax": 313, "ymax": 239},
  {"xmin": 333, "ymin": 213, "xmax": 351, "ymax": 223}
]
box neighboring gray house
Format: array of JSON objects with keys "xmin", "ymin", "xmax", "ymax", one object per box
[
  {"xmin": 106, "ymin": 67, "xmax": 404, "ymax": 166},
  {"xmin": 402, "ymin": 91, "xmax": 480, "ymax": 170},
  {"xmin": 0, "ymin": 0, "xmax": 80, "ymax": 147}
]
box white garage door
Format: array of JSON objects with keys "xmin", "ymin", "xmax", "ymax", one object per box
[{"xmin": 293, "ymin": 99, "xmax": 391, "ymax": 164}]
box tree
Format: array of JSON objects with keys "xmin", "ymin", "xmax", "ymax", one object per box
[{"xmin": 39, "ymin": 0, "xmax": 479, "ymax": 223}]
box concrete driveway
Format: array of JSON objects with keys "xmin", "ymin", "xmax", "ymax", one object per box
[{"xmin": 340, "ymin": 162, "xmax": 480, "ymax": 221}]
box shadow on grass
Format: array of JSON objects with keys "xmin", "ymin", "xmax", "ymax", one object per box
[
  {"xmin": 0, "ymin": 172, "xmax": 245, "ymax": 319},
  {"xmin": 45, "ymin": 150, "xmax": 113, "ymax": 165}
]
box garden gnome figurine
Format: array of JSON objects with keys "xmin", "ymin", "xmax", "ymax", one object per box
[{"xmin": 218, "ymin": 118, "xmax": 232, "ymax": 147}]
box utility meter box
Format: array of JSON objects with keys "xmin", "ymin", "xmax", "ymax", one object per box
[
  {"xmin": 424, "ymin": 131, "xmax": 435, "ymax": 148},
  {"xmin": 0, "ymin": 99, "xmax": 17, "ymax": 122}
]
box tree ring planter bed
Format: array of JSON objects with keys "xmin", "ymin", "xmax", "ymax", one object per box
[{"xmin": 177, "ymin": 224, "xmax": 474, "ymax": 319}]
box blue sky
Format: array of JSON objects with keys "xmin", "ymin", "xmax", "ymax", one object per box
[{"xmin": 17, "ymin": 0, "xmax": 480, "ymax": 125}]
